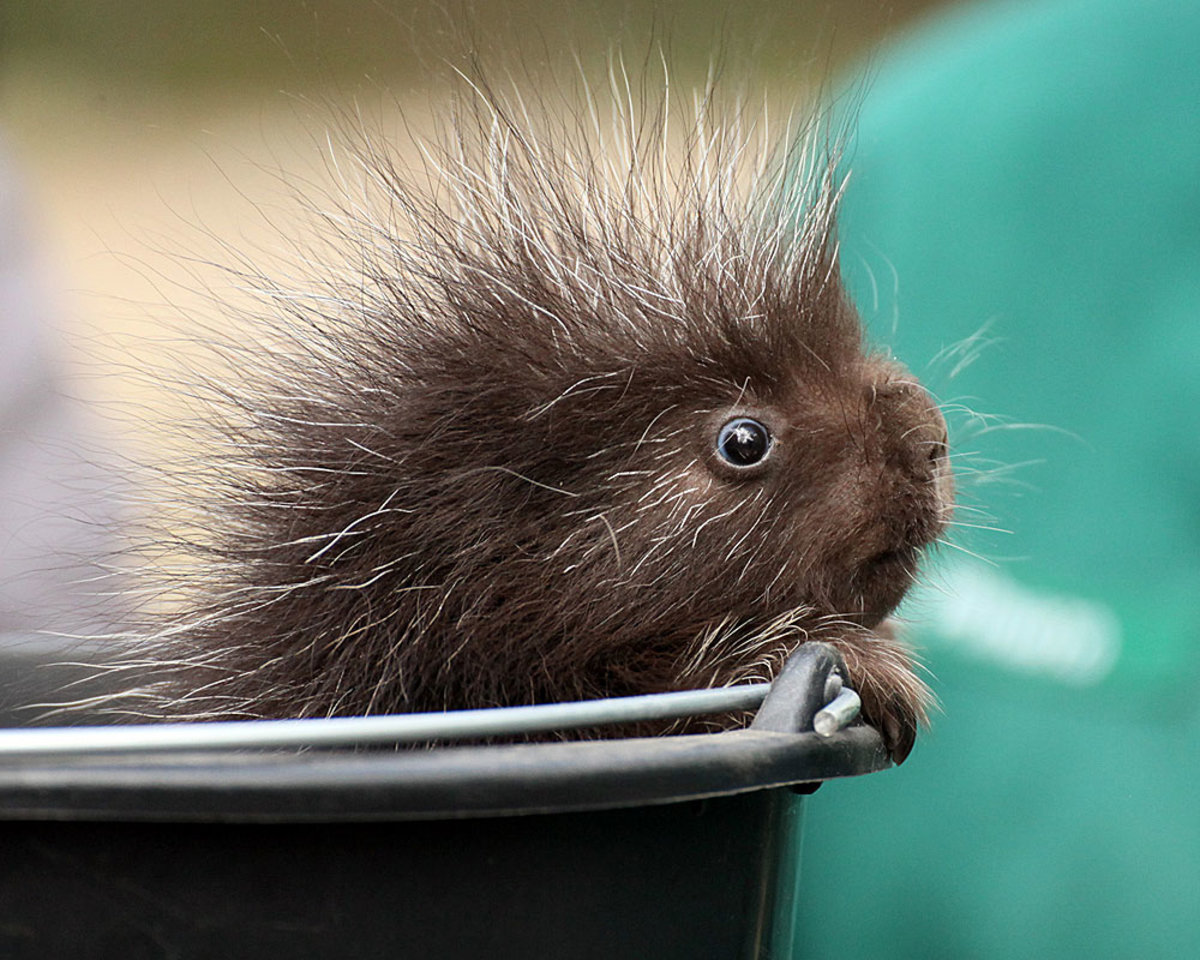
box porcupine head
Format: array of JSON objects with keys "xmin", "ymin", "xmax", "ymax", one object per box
[{"xmin": 124, "ymin": 72, "xmax": 953, "ymax": 763}]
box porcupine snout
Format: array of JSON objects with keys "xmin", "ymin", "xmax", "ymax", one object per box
[{"xmin": 831, "ymin": 363, "xmax": 953, "ymax": 626}]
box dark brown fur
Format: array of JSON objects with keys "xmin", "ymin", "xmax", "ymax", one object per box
[{"xmin": 107, "ymin": 74, "xmax": 952, "ymax": 762}]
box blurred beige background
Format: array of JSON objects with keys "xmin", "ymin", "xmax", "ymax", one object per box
[{"xmin": 1, "ymin": 1, "xmax": 957, "ymax": 411}]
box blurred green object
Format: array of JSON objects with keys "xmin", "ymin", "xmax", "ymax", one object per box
[{"xmin": 797, "ymin": 0, "xmax": 1200, "ymax": 956}]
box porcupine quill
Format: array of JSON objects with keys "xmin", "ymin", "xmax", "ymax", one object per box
[{"xmin": 83, "ymin": 62, "xmax": 953, "ymax": 762}]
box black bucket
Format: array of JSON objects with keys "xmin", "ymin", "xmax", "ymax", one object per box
[{"xmin": 0, "ymin": 642, "xmax": 889, "ymax": 960}]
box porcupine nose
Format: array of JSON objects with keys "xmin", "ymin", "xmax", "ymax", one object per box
[
  {"xmin": 926, "ymin": 405, "xmax": 950, "ymax": 472},
  {"xmin": 912, "ymin": 409, "xmax": 952, "ymax": 533}
]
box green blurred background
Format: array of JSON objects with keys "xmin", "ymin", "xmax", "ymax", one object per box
[{"xmin": 3, "ymin": 0, "xmax": 1198, "ymax": 958}]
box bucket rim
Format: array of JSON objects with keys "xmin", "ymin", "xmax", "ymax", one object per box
[{"xmin": 0, "ymin": 643, "xmax": 891, "ymax": 822}]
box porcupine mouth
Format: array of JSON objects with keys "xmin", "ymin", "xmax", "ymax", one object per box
[
  {"xmin": 851, "ymin": 544, "xmax": 924, "ymax": 626},
  {"xmin": 864, "ymin": 544, "xmax": 920, "ymax": 572}
]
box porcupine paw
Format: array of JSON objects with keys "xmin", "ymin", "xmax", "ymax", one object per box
[{"xmin": 835, "ymin": 620, "xmax": 931, "ymax": 764}]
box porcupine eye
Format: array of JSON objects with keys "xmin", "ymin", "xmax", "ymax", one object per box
[{"xmin": 716, "ymin": 417, "xmax": 773, "ymax": 468}]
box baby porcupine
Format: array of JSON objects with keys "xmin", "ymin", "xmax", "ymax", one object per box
[{"xmin": 109, "ymin": 71, "xmax": 953, "ymax": 762}]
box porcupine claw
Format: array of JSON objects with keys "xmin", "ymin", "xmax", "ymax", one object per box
[{"xmin": 874, "ymin": 690, "xmax": 919, "ymax": 765}]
